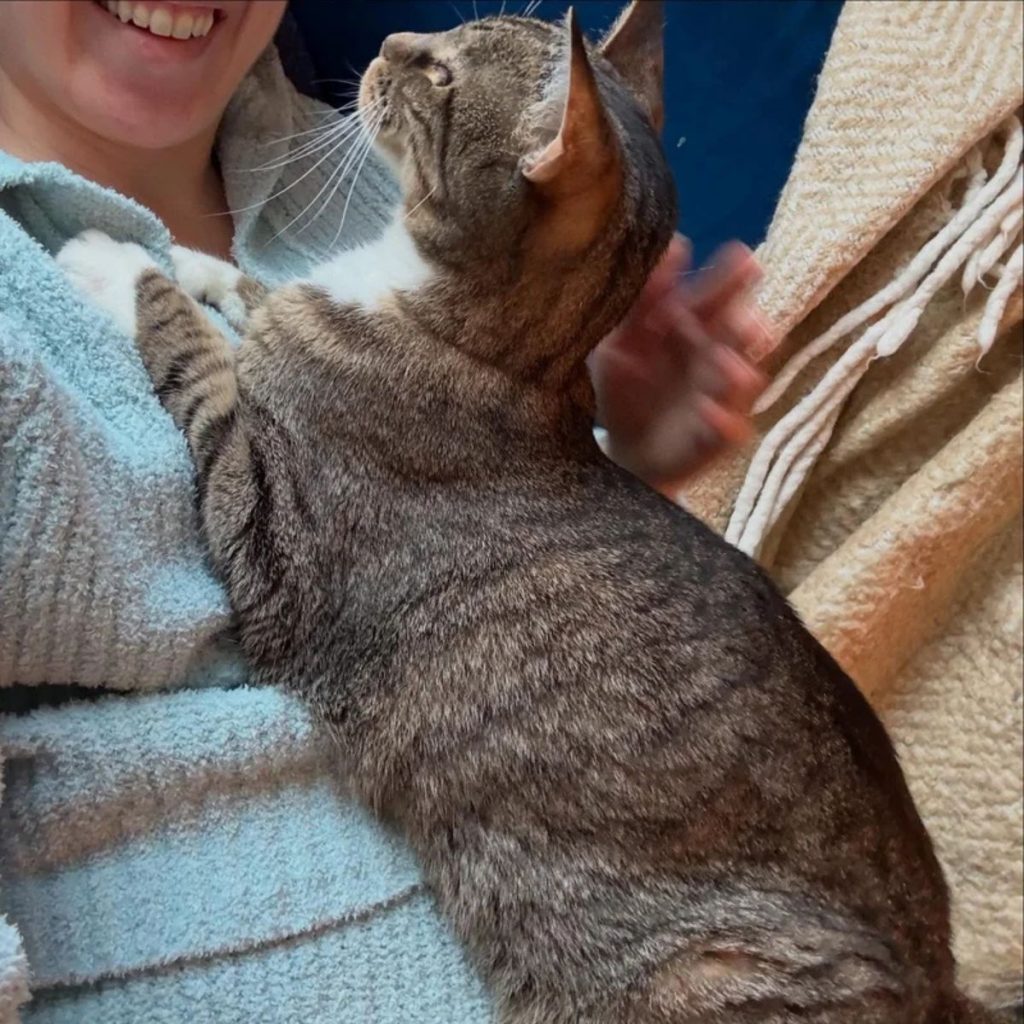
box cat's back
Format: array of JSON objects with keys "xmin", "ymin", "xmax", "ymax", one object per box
[
  {"xmin": 238, "ymin": 310, "xmax": 956, "ymax": 1012},
  {"xmin": 382, "ymin": 458, "xmax": 954, "ymax": 979},
  {"xmin": 236, "ymin": 290, "xmax": 953, "ymax": 993}
]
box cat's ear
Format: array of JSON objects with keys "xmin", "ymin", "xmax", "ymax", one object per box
[
  {"xmin": 600, "ymin": 0, "xmax": 664, "ymax": 132},
  {"xmin": 522, "ymin": 8, "xmax": 617, "ymax": 198}
]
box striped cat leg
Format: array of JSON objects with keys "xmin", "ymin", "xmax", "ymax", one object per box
[
  {"xmin": 58, "ymin": 230, "xmax": 257, "ymax": 578},
  {"xmin": 170, "ymin": 247, "xmax": 268, "ymax": 331},
  {"xmin": 143, "ymin": 263, "xmax": 298, "ymax": 653},
  {"xmin": 131, "ymin": 270, "xmax": 260, "ymax": 572},
  {"xmin": 134, "ymin": 268, "xmax": 239, "ymax": 466},
  {"xmin": 134, "ymin": 271, "xmax": 294, "ymax": 635}
]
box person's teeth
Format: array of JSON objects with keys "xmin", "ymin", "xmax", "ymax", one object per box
[
  {"xmin": 192, "ymin": 13, "xmax": 214, "ymax": 37},
  {"xmin": 98, "ymin": 1, "xmax": 218, "ymax": 40},
  {"xmin": 150, "ymin": 8, "xmax": 175, "ymax": 35},
  {"xmin": 171, "ymin": 12, "xmax": 194, "ymax": 38}
]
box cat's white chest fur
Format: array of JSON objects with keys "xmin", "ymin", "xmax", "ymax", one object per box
[{"xmin": 306, "ymin": 216, "xmax": 433, "ymax": 310}]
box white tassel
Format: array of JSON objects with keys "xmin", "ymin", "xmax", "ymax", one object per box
[
  {"xmin": 962, "ymin": 205, "xmax": 1023, "ymax": 293},
  {"xmin": 960, "ymin": 146, "xmax": 989, "ymax": 207},
  {"xmin": 735, "ymin": 399, "xmax": 846, "ymax": 555},
  {"xmin": 875, "ymin": 169, "xmax": 1022, "ymax": 356},
  {"xmin": 727, "ymin": 312, "xmax": 888, "ymax": 549},
  {"xmin": 978, "ymin": 243, "xmax": 1023, "ymax": 356},
  {"xmin": 728, "ymin": 116, "xmax": 1024, "ymax": 558},
  {"xmin": 753, "ymin": 116, "xmax": 1023, "ymax": 416}
]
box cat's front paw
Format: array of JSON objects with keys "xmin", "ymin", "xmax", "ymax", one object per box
[
  {"xmin": 57, "ymin": 229, "xmax": 159, "ymax": 337},
  {"xmin": 171, "ymin": 246, "xmax": 247, "ymax": 326}
]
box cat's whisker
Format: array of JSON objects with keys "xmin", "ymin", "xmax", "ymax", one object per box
[
  {"xmin": 295, "ymin": 107, "xmax": 384, "ymax": 253},
  {"xmin": 235, "ymin": 125, "xmax": 364, "ymax": 176},
  {"xmin": 247, "ymin": 126, "xmax": 361, "ymax": 172},
  {"xmin": 304, "ymin": 143, "xmax": 365, "ymax": 251},
  {"xmin": 270, "ymin": 107, "xmax": 385, "ymax": 244},
  {"xmin": 266, "ymin": 146, "xmax": 355, "ymax": 245},
  {"xmin": 449, "ymin": 2, "xmax": 466, "ymax": 26},
  {"xmin": 403, "ymin": 185, "xmax": 439, "ymax": 222},
  {"xmin": 258, "ymin": 99, "xmax": 382, "ymax": 150},
  {"xmin": 240, "ymin": 101, "xmax": 386, "ymax": 175},
  {"xmin": 245, "ymin": 126, "xmax": 361, "ymax": 175},
  {"xmin": 334, "ymin": 111, "xmax": 386, "ymax": 237},
  {"xmin": 218, "ymin": 114, "xmax": 379, "ymax": 219},
  {"xmin": 245, "ymin": 116, "xmax": 377, "ymax": 175},
  {"xmin": 321, "ymin": 99, "xmax": 361, "ymax": 117},
  {"xmin": 311, "ymin": 96, "xmax": 365, "ymax": 116},
  {"xmin": 312, "ymin": 78, "xmax": 364, "ymax": 90},
  {"xmin": 257, "ymin": 111, "xmax": 355, "ymax": 149},
  {"xmin": 306, "ymin": 105, "xmax": 355, "ymax": 119},
  {"xmin": 680, "ymin": 263, "xmax": 719, "ymax": 279},
  {"xmin": 258, "ymin": 98, "xmax": 382, "ymax": 151},
  {"xmin": 333, "ymin": 109, "xmax": 387, "ymax": 250}
]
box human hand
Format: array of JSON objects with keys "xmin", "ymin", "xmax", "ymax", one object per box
[{"xmin": 591, "ymin": 236, "xmax": 774, "ymax": 493}]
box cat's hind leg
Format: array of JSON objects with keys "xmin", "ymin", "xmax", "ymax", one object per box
[{"xmin": 630, "ymin": 953, "xmax": 929, "ymax": 1024}]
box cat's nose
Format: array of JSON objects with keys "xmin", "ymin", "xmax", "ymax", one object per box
[{"xmin": 381, "ymin": 32, "xmax": 431, "ymax": 66}]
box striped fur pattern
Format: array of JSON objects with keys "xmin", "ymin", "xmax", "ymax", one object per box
[{"xmin": 60, "ymin": 4, "xmax": 991, "ymax": 1022}]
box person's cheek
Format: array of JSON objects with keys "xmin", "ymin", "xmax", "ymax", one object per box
[
  {"xmin": 0, "ymin": 2, "xmax": 73, "ymax": 102},
  {"xmin": 235, "ymin": 0, "xmax": 288, "ymax": 60}
]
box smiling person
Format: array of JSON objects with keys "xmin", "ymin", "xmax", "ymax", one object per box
[{"xmin": 0, "ymin": 1, "xmax": 766, "ymax": 1021}]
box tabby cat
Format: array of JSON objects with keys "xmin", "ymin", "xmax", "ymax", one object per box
[{"xmin": 58, "ymin": 4, "xmax": 993, "ymax": 1022}]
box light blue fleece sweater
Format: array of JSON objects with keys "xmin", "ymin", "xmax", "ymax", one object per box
[{"xmin": 0, "ymin": 48, "xmax": 490, "ymax": 1024}]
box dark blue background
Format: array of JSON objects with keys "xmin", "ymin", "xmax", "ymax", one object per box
[{"xmin": 286, "ymin": 1, "xmax": 842, "ymax": 265}]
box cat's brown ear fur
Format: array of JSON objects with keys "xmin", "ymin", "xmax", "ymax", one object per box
[
  {"xmin": 600, "ymin": 0, "xmax": 664, "ymax": 132},
  {"xmin": 523, "ymin": 9, "xmax": 621, "ymax": 250}
]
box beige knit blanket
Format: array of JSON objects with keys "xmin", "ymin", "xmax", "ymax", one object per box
[{"xmin": 683, "ymin": 0, "xmax": 1024, "ymax": 1009}]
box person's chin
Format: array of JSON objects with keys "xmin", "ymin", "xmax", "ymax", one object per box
[
  {"xmin": 67, "ymin": 0, "xmax": 237, "ymax": 145},
  {"xmin": 66, "ymin": 63, "xmax": 218, "ymax": 150}
]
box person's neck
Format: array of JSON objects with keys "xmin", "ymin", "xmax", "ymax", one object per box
[{"xmin": 0, "ymin": 74, "xmax": 235, "ymax": 260}]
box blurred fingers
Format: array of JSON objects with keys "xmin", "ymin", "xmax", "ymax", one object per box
[
  {"xmin": 684, "ymin": 241, "xmax": 761, "ymax": 319},
  {"xmin": 709, "ymin": 345, "xmax": 767, "ymax": 409}
]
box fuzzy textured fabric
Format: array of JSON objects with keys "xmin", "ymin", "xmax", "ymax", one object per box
[
  {"xmin": 0, "ymin": 690, "xmax": 487, "ymax": 1024},
  {"xmin": 683, "ymin": 0, "xmax": 1024, "ymax": 1010},
  {"xmin": 0, "ymin": 766, "xmax": 26, "ymax": 1024},
  {"xmin": 0, "ymin": 48, "xmax": 491, "ymax": 1024}
]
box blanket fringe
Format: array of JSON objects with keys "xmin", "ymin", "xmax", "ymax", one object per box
[{"xmin": 727, "ymin": 115, "xmax": 1024, "ymax": 558}]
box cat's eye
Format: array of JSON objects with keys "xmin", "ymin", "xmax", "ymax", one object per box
[{"xmin": 425, "ymin": 62, "xmax": 452, "ymax": 88}]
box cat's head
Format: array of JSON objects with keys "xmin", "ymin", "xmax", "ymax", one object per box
[{"xmin": 358, "ymin": 2, "xmax": 676, "ymax": 380}]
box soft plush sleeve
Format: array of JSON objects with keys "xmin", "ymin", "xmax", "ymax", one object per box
[{"xmin": 0, "ymin": 685, "xmax": 491, "ymax": 1024}]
